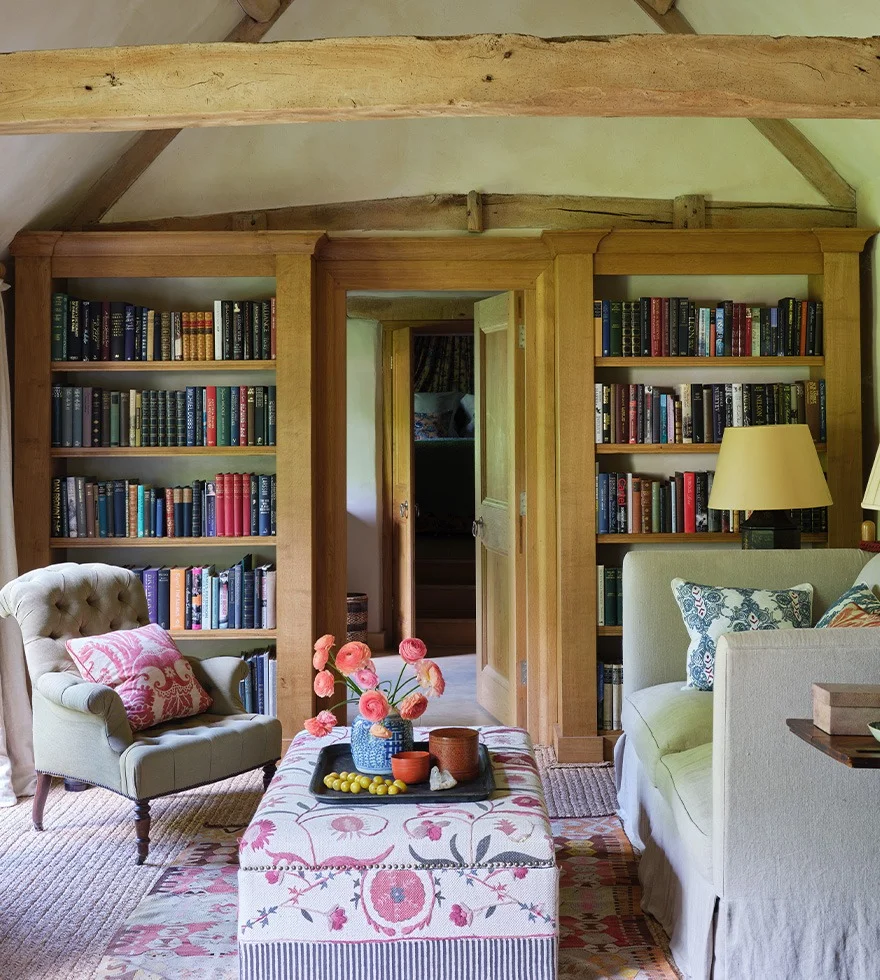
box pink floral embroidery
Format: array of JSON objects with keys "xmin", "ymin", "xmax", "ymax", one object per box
[
  {"xmin": 410, "ymin": 819, "xmax": 447, "ymax": 841},
  {"xmin": 513, "ymin": 867, "xmax": 528, "ymax": 879},
  {"xmin": 450, "ymin": 903, "xmax": 473, "ymax": 926},
  {"xmin": 369, "ymin": 870, "xmax": 426, "ymax": 923},
  {"xmin": 513, "ymin": 795, "xmax": 543, "ymax": 808},
  {"xmin": 240, "ymin": 819, "xmax": 274, "ymax": 852},
  {"xmin": 330, "ymin": 815, "xmax": 366, "ymax": 839},
  {"xmin": 327, "ymin": 906, "xmax": 347, "ymax": 931}
]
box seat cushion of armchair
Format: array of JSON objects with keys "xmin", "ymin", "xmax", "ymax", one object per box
[
  {"xmin": 119, "ymin": 712, "xmax": 281, "ymax": 800},
  {"xmin": 622, "ymin": 681, "xmax": 713, "ymax": 786},
  {"xmin": 654, "ymin": 741, "xmax": 713, "ymax": 878}
]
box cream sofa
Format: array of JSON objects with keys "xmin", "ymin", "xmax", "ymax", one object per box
[{"xmin": 616, "ymin": 549, "xmax": 880, "ymax": 980}]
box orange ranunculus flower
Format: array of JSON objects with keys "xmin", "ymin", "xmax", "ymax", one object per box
[
  {"xmin": 312, "ymin": 634, "xmax": 335, "ymax": 670},
  {"xmin": 415, "ymin": 659, "xmax": 446, "ymax": 698},
  {"xmin": 398, "ymin": 637, "xmax": 428, "ymax": 664},
  {"xmin": 313, "ymin": 669, "xmax": 335, "ymax": 699},
  {"xmin": 398, "ymin": 691, "xmax": 429, "ymax": 720},
  {"xmin": 358, "ymin": 689, "xmax": 389, "ymax": 723},
  {"xmin": 335, "ymin": 641, "xmax": 372, "ymax": 676},
  {"xmin": 303, "ymin": 710, "xmax": 337, "ymax": 737}
]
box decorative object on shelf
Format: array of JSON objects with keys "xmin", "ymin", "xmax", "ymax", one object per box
[
  {"xmin": 860, "ymin": 448, "xmax": 880, "ymax": 550},
  {"xmin": 304, "ymin": 635, "xmax": 444, "ymax": 775},
  {"xmin": 861, "ymin": 520, "xmax": 877, "ymax": 549},
  {"xmin": 869, "ymin": 722, "xmax": 880, "ymax": 745},
  {"xmin": 428, "ymin": 726, "xmax": 480, "ymax": 782},
  {"xmin": 708, "ymin": 424, "xmax": 832, "ymax": 549},
  {"xmin": 345, "ymin": 592, "xmax": 368, "ymax": 643},
  {"xmin": 812, "ymin": 683, "xmax": 880, "ymax": 736}
]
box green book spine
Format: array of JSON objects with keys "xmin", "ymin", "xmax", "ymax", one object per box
[
  {"xmin": 51, "ymin": 293, "xmax": 68, "ymax": 361},
  {"xmin": 267, "ymin": 386, "xmax": 276, "ymax": 445},
  {"xmin": 609, "ymin": 301, "xmax": 623, "ymax": 357},
  {"xmin": 615, "ymin": 568, "xmax": 623, "ymax": 626},
  {"xmin": 603, "ymin": 567, "xmax": 615, "ymax": 626},
  {"xmin": 217, "ymin": 386, "xmax": 231, "ymax": 447},
  {"xmin": 109, "ymin": 391, "xmax": 120, "ymax": 447}
]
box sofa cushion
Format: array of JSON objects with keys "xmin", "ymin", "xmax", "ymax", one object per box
[
  {"xmin": 655, "ymin": 742, "xmax": 713, "ymax": 879},
  {"xmin": 815, "ymin": 582, "xmax": 880, "ymax": 628},
  {"xmin": 622, "ymin": 681, "xmax": 713, "ymax": 786}
]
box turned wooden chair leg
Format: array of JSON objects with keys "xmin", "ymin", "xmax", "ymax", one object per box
[
  {"xmin": 262, "ymin": 762, "xmax": 277, "ymax": 791},
  {"xmin": 32, "ymin": 773, "xmax": 52, "ymax": 831},
  {"xmin": 134, "ymin": 800, "xmax": 151, "ymax": 865}
]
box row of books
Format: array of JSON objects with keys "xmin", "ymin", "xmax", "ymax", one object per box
[
  {"xmin": 129, "ymin": 556, "xmax": 276, "ymax": 631},
  {"xmin": 594, "ymin": 297, "xmax": 823, "ymax": 358},
  {"xmin": 51, "ymin": 293, "xmax": 277, "ymax": 362},
  {"xmin": 594, "ymin": 380, "xmax": 826, "ymax": 446},
  {"xmin": 239, "ymin": 648, "xmax": 277, "ymax": 717},
  {"xmin": 597, "ymin": 566, "xmax": 623, "ymax": 627},
  {"xmin": 51, "ymin": 474, "xmax": 277, "ymax": 539},
  {"xmin": 51, "ymin": 385, "xmax": 276, "ymax": 449},
  {"xmin": 597, "ymin": 470, "xmax": 827, "ymax": 535},
  {"xmin": 598, "ymin": 663, "xmax": 623, "ymax": 731}
]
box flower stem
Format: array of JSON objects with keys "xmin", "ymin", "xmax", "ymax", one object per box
[{"xmin": 389, "ymin": 661, "xmax": 409, "ymax": 702}]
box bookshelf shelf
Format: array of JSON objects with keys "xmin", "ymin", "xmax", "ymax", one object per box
[
  {"xmin": 170, "ymin": 629, "xmax": 277, "ymax": 640},
  {"xmin": 51, "ymin": 536, "xmax": 277, "ymax": 548},
  {"xmin": 51, "ymin": 360, "xmax": 276, "ymax": 373},
  {"xmin": 596, "ymin": 442, "xmax": 827, "ymax": 455},
  {"xmin": 597, "ymin": 626, "xmax": 622, "ymax": 637},
  {"xmin": 595, "ymin": 356, "xmax": 824, "ymax": 368},
  {"xmin": 597, "ymin": 532, "xmax": 828, "ymax": 544},
  {"xmin": 50, "ymin": 446, "xmax": 276, "ymax": 457}
]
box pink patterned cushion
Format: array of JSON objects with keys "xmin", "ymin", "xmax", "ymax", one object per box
[{"xmin": 66, "ymin": 623, "xmax": 212, "ymax": 732}]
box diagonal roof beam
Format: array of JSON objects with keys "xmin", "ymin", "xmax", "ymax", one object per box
[
  {"xmin": 60, "ymin": 0, "xmax": 298, "ymax": 229},
  {"xmin": 631, "ymin": 0, "xmax": 855, "ymax": 208}
]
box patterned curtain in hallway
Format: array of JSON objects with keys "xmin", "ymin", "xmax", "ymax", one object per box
[{"xmin": 413, "ymin": 335, "xmax": 474, "ymax": 393}]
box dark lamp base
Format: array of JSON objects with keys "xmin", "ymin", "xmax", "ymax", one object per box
[{"xmin": 740, "ymin": 510, "xmax": 801, "ymax": 550}]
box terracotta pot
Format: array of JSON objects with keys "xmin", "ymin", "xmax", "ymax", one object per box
[
  {"xmin": 391, "ymin": 750, "xmax": 431, "ymax": 784},
  {"xmin": 429, "ymin": 727, "xmax": 480, "ymax": 782}
]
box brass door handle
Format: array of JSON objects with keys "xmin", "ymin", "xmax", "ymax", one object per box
[{"xmin": 472, "ymin": 517, "xmax": 484, "ymax": 538}]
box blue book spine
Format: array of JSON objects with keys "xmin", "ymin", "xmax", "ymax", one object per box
[
  {"xmin": 597, "ymin": 663, "xmax": 605, "ymax": 727},
  {"xmin": 113, "ymin": 481, "xmax": 126, "ymax": 537},
  {"xmin": 255, "ymin": 653, "xmax": 265, "ymax": 714},
  {"xmin": 137, "ymin": 484, "xmax": 145, "ymax": 537},
  {"xmin": 123, "ymin": 304, "xmax": 136, "ymax": 361},
  {"xmin": 155, "ymin": 495, "xmax": 165, "ymax": 537},
  {"xmin": 597, "ymin": 472, "xmax": 609, "ymax": 534},
  {"xmin": 715, "ymin": 307, "xmax": 725, "ymax": 357},
  {"xmin": 143, "ymin": 568, "xmax": 159, "ymax": 623},
  {"xmin": 232, "ymin": 563, "xmax": 242, "ymax": 629},
  {"xmin": 229, "ymin": 386, "xmax": 240, "ymax": 447},
  {"xmin": 258, "ymin": 475, "xmax": 271, "ymax": 536},
  {"xmin": 201, "ymin": 388, "xmax": 208, "ymax": 446},
  {"xmin": 97, "ymin": 485, "xmax": 109, "ymax": 537},
  {"xmin": 185, "ymin": 386, "xmax": 196, "ymax": 446},
  {"xmin": 601, "ymin": 300, "xmax": 611, "ymax": 357},
  {"xmin": 660, "ymin": 395, "xmax": 668, "ymax": 443},
  {"xmin": 770, "ymin": 307, "xmax": 779, "ymax": 355},
  {"xmin": 218, "ymin": 571, "xmax": 229, "ymax": 629}
]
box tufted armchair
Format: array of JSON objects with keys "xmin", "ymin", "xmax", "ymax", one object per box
[{"xmin": 0, "ymin": 562, "xmax": 282, "ymax": 864}]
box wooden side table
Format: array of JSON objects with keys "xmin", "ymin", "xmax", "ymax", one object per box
[{"xmin": 786, "ymin": 719, "xmax": 880, "ymax": 768}]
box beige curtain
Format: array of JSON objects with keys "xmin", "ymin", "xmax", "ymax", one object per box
[{"xmin": 0, "ymin": 273, "xmax": 35, "ymax": 805}]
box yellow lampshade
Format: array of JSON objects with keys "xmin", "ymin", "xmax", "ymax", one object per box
[
  {"xmin": 861, "ymin": 445, "xmax": 880, "ymax": 509},
  {"xmin": 708, "ymin": 424, "xmax": 832, "ymax": 511}
]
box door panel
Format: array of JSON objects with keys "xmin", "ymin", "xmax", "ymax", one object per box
[
  {"xmin": 391, "ymin": 327, "xmax": 414, "ymax": 642},
  {"xmin": 474, "ymin": 292, "xmax": 524, "ymax": 726}
]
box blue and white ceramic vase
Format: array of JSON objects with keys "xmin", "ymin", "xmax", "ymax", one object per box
[{"xmin": 350, "ymin": 710, "xmax": 414, "ymax": 775}]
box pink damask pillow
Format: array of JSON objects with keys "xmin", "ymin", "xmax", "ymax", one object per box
[{"xmin": 66, "ymin": 623, "xmax": 212, "ymax": 732}]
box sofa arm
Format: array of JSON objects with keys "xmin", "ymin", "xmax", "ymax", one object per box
[
  {"xmin": 712, "ymin": 628, "xmax": 880, "ymax": 902},
  {"xmin": 35, "ymin": 672, "xmax": 133, "ymax": 754},
  {"xmin": 187, "ymin": 656, "xmax": 248, "ymax": 715}
]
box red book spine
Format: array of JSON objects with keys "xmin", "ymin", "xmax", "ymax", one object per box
[
  {"xmin": 232, "ymin": 474, "xmax": 243, "ymax": 536},
  {"xmin": 239, "ymin": 386, "xmax": 248, "ymax": 445},
  {"xmin": 628, "ymin": 384, "xmax": 638, "ymax": 444},
  {"xmin": 241, "ymin": 472, "xmax": 251, "ymax": 536},
  {"xmin": 206, "ymin": 386, "xmax": 217, "ymax": 447},
  {"xmin": 270, "ymin": 297, "xmax": 276, "ymax": 359},
  {"xmin": 660, "ymin": 298, "xmax": 670, "ymax": 358},
  {"xmin": 101, "ymin": 301, "xmax": 111, "ymax": 360},
  {"xmin": 732, "ymin": 304, "xmax": 741, "ymax": 356},
  {"xmin": 800, "ymin": 300, "xmax": 808, "ymax": 356},
  {"xmin": 224, "ymin": 473, "xmax": 235, "ymax": 537},
  {"xmin": 683, "ymin": 472, "xmax": 696, "ymax": 534},
  {"xmin": 709, "ymin": 309, "xmax": 716, "ymax": 358},
  {"xmin": 650, "ymin": 297, "xmax": 661, "ymax": 358},
  {"xmin": 216, "ymin": 473, "xmax": 226, "ymax": 537},
  {"xmin": 745, "ymin": 307, "xmax": 753, "ymax": 357},
  {"xmin": 165, "ymin": 488, "xmax": 174, "ymax": 537}
]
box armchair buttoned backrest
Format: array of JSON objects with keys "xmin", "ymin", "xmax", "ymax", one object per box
[{"xmin": 0, "ymin": 563, "xmax": 150, "ymax": 683}]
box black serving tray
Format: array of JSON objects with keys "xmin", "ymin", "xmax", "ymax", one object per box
[{"xmin": 309, "ymin": 741, "xmax": 496, "ymax": 804}]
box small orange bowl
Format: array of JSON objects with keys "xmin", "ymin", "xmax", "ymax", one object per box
[{"xmin": 391, "ymin": 750, "xmax": 431, "ymax": 784}]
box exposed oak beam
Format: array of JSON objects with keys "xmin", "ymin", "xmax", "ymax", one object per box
[
  {"xmin": 91, "ymin": 192, "xmax": 855, "ymax": 234},
  {"xmin": 60, "ymin": 0, "xmax": 298, "ymax": 228},
  {"xmin": 4, "ymin": 34, "xmax": 880, "ymax": 137},
  {"xmin": 631, "ymin": 3, "xmax": 856, "ymax": 209},
  {"xmin": 236, "ymin": 0, "xmax": 281, "ymax": 23}
]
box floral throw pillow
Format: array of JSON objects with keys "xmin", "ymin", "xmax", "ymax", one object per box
[
  {"xmin": 815, "ymin": 583, "xmax": 880, "ymax": 628},
  {"xmin": 414, "ymin": 410, "xmax": 453, "ymax": 440},
  {"xmin": 66, "ymin": 623, "xmax": 212, "ymax": 732},
  {"xmin": 671, "ymin": 579, "xmax": 813, "ymax": 691}
]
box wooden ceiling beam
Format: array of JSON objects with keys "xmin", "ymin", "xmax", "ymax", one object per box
[
  {"xmin": 90, "ymin": 192, "xmax": 856, "ymax": 233},
  {"xmin": 631, "ymin": 2, "xmax": 856, "ymax": 209},
  {"xmin": 4, "ymin": 34, "xmax": 880, "ymax": 137},
  {"xmin": 59, "ymin": 0, "xmax": 297, "ymax": 229}
]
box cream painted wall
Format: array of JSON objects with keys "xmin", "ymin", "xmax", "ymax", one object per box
[{"xmin": 346, "ymin": 318, "xmax": 383, "ymax": 633}]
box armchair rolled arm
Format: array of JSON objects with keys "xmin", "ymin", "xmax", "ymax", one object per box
[
  {"xmin": 35, "ymin": 672, "xmax": 133, "ymax": 753},
  {"xmin": 187, "ymin": 656, "xmax": 248, "ymax": 715}
]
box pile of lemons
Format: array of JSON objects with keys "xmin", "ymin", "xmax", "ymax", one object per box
[{"xmin": 323, "ymin": 770, "xmax": 408, "ymax": 796}]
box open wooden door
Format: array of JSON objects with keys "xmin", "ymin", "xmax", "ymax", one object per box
[
  {"xmin": 474, "ymin": 293, "xmax": 525, "ymax": 726},
  {"xmin": 390, "ymin": 327, "xmax": 415, "ymax": 642}
]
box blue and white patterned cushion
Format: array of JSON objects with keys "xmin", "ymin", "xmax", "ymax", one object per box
[
  {"xmin": 815, "ymin": 582, "xmax": 880, "ymax": 628},
  {"xmin": 671, "ymin": 578, "xmax": 814, "ymax": 691}
]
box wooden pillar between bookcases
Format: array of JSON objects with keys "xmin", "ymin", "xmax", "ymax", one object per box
[{"xmin": 12, "ymin": 253, "xmax": 54, "ymax": 574}]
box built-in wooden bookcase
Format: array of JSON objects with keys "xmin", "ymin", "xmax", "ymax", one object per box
[
  {"xmin": 544, "ymin": 228, "xmax": 874, "ymax": 760},
  {"xmin": 10, "ymin": 231, "xmax": 323, "ymax": 738}
]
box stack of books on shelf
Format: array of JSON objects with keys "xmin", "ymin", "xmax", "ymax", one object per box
[
  {"xmin": 239, "ymin": 647, "xmax": 277, "ymax": 717},
  {"xmin": 596, "ymin": 566, "xmax": 622, "ymax": 627},
  {"xmin": 598, "ymin": 663, "xmax": 623, "ymax": 731},
  {"xmin": 597, "ymin": 469, "xmax": 827, "ymax": 535},
  {"xmin": 51, "ymin": 293, "xmax": 276, "ymax": 362},
  {"xmin": 128, "ymin": 556, "xmax": 276, "ymax": 631},
  {"xmin": 595, "ymin": 380, "xmax": 826, "ymax": 445},
  {"xmin": 51, "ymin": 385, "xmax": 276, "ymax": 449},
  {"xmin": 52, "ymin": 473, "xmax": 276, "ymax": 539},
  {"xmin": 594, "ymin": 296, "xmax": 823, "ymax": 357}
]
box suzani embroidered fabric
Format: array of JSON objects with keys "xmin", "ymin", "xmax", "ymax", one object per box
[
  {"xmin": 238, "ymin": 726, "xmax": 558, "ymax": 980},
  {"xmin": 671, "ymin": 578, "xmax": 813, "ymax": 691}
]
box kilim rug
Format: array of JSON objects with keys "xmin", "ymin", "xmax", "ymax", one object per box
[{"xmin": 94, "ymin": 814, "xmax": 680, "ymax": 980}]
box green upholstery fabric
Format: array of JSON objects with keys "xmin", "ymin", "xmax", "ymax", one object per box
[
  {"xmin": 622, "ymin": 682, "xmax": 713, "ymax": 786},
  {"xmin": 655, "ymin": 742, "xmax": 713, "ymax": 878},
  {"xmin": 189, "ymin": 656, "xmax": 248, "ymax": 715}
]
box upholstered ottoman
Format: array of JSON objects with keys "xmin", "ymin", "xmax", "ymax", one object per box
[{"xmin": 238, "ymin": 725, "xmax": 558, "ymax": 979}]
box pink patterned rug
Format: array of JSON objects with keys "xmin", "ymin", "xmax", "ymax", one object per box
[{"xmin": 95, "ymin": 814, "xmax": 679, "ymax": 980}]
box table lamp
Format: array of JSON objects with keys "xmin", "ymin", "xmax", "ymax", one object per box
[{"xmin": 708, "ymin": 424, "xmax": 832, "ymax": 549}]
